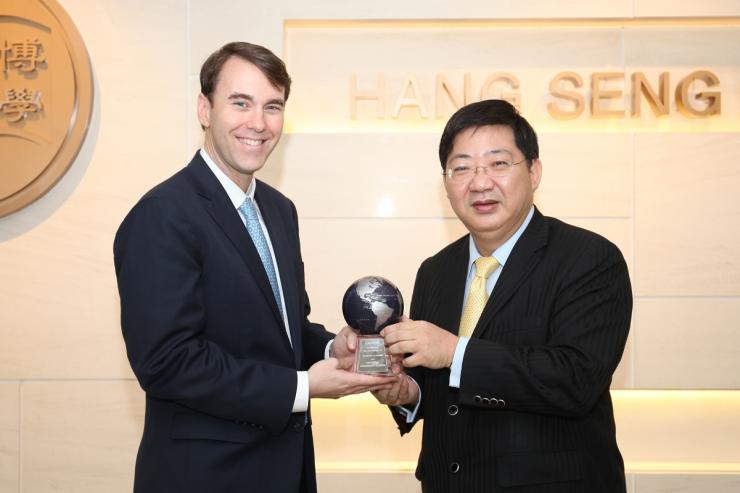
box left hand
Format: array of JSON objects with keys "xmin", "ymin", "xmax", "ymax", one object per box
[
  {"xmin": 382, "ymin": 317, "xmax": 459, "ymax": 369},
  {"xmin": 372, "ymin": 372, "xmax": 419, "ymax": 407},
  {"xmin": 308, "ymin": 358, "xmax": 397, "ymax": 399},
  {"xmin": 330, "ymin": 326, "xmax": 359, "ymax": 371}
]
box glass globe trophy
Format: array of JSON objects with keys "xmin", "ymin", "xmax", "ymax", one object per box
[{"xmin": 342, "ymin": 276, "xmax": 404, "ymax": 375}]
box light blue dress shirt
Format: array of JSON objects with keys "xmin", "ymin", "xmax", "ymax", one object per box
[
  {"xmin": 399, "ymin": 206, "xmax": 535, "ymax": 422},
  {"xmin": 449, "ymin": 206, "xmax": 535, "ymax": 387}
]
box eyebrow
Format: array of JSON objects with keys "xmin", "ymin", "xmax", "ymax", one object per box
[
  {"xmin": 448, "ymin": 148, "xmax": 513, "ymax": 162},
  {"xmin": 484, "ymin": 149, "xmax": 513, "ymax": 158},
  {"xmin": 227, "ymin": 92, "xmax": 285, "ymax": 107}
]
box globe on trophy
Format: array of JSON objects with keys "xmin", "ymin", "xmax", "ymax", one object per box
[{"xmin": 342, "ymin": 276, "xmax": 404, "ymax": 375}]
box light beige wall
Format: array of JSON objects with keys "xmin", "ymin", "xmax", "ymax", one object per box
[{"xmin": 0, "ymin": 0, "xmax": 738, "ymax": 491}]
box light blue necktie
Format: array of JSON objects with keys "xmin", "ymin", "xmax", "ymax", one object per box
[{"xmin": 238, "ymin": 197, "xmax": 283, "ymax": 313}]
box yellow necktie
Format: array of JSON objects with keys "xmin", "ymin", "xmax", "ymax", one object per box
[{"xmin": 458, "ymin": 257, "xmax": 500, "ymax": 338}]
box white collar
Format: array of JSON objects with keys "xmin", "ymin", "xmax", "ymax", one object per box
[
  {"xmin": 466, "ymin": 206, "xmax": 535, "ymax": 272},
  {"xmin": 199, "ymin": 149, "xmax": 256, "ymax": 209}
]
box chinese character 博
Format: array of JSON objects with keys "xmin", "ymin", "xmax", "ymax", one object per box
[{"xmin": 3, "ymin": 39, "xmax": 46, "ymax": 75}]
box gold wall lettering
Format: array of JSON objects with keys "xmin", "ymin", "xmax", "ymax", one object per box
[
  {"xmin": 350, "ymin": 70, "xmax": 722, "ymax": 121},
  {"xmin": 548, "ymin": 71, "xmax": 585, "ymax": 120},
  {"xmin": 676, "ymin": 70, "xmax": 721, "ymax": 118},
  {"xmin": 0, "ymin": 88, "xmax": 44, "ymax": 122},
  {"xmin": 2, "ymin": 38, "xmax": 47, "ymax": 75}
]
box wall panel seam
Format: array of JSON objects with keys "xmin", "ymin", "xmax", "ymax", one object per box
[
  {"xmin": 635, "ymin": 296, "xmax": 740, "ymax": 300},
  {"xmin": 631, "ymin": 131, "xmax": 636, "ymax": 389},
  {"xmin": 0, "ymin": 378, "xmax": 137, "ymax": 383},
  {"xmin": 186, "ymin": 0, "xmax": 193, "ymax": 160},
  {"xmin": 17, "ymin": 383, "xmax": 21, "ymax": 493},
  {"xmin": 297, "ymin": 216, "xmax": 635, "ymax": 221}
]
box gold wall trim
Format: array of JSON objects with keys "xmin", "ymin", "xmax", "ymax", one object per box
[{"xmin": 285, "ymin": 17, "xmax": 740, "ymax": 30}]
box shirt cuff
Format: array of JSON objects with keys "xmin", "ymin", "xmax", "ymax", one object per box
[
  {"xmin": 449, "ymin": 336, "xmax": 469, "ymax": 388},
  {"xmin": 325, "ymin": 339, "xmax": 333, "ymax": 359},
  {"xmin": 394, "ymin": 376, "xmax": 422, "ymax": 423},
  {"xmin": 292, "ymin": 371, "xmax": 309, "ymax": 413}
]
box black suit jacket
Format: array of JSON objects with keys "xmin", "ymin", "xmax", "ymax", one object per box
[
  {"xmin": 395, "ymin": 208, "xmax": 632, "ymax": 493},
  {"xmin": 114, "ymin": 153, "xmax": 333, "ymax": 492}
]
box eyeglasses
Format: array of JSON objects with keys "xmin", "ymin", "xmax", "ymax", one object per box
[{"xmin": 443, "ymin": 159, "xmax": 527, "ymax": 184}]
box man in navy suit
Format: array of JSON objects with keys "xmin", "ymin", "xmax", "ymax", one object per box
[
  {"xmin": 114, "ymin": 42, "xmax": 394, "ymax": 493},
  {"xmin": 376, "ymin": 100, "xmax": 632, "ymax": 492}
]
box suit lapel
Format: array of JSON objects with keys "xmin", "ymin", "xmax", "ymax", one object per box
[
  {"xmin": 255, "ymin": 184, "xmax": 302, "ymax": 364},
  {"xmin": 185, "ymin": 156, "xmax": 287, "ymax": 333},
  {"xmin": 474, "ymin": 208, "xmax": 549, "ymax": 338},
  {"xmin": 439, "ymin": 237, "xmax": 470, "ymax": 334}
]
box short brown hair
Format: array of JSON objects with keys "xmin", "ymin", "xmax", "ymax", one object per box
[{"xmin": 199, "ymin": 42, "xmax": 292, "ymax": 103}]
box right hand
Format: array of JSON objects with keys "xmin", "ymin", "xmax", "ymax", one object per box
[
  {"xmin": 382, "ymin": 317, "xmax": 458, "ymax": 370},
  {"xmin": 372, "ymin": 372, "xmax": 419, "ymax": 407},
  {"xmin": 308, "ymin": 358, "xmax": 398, "ymax": 399}
]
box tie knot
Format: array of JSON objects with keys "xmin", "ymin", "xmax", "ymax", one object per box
[
  {"xmin": 474, "ymin": 257, "xmax": 499, "ymax": 280},
  {"xmin": 239, "ymin": 197, "xmax": 257, "ymax": 218}
]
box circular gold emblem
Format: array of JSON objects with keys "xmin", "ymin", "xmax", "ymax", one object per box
[{"xmin": 0, "ymin": 0, "xmax": 93, "ymax": 217}]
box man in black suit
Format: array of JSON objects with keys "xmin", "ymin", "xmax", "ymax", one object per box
[
  {"xmin": 114, "ymin": 42, "xmax": 394, "ymax": 493},
  {"xmin": 377, "ymin": 99, "xmax": 632, "ymax": 492}
]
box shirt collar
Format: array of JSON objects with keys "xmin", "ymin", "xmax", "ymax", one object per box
[
  {"xmin": 467, "ymin": 205, "xmax": 535, "ymax": 273},
  {"xmin": 200, "ymin": 148, "xmax": 256, "ymax": 209}
]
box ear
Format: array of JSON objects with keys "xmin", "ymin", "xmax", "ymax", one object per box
[
  {"xmin": 529, "ymin": 158, "xmax": 542, "ymax": 192},
  {"xmin": 197, "ymin": 93, "xmax": 211, "ymax": 129}
]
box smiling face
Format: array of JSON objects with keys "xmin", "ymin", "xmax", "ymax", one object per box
[
  {"xmin": 444, "ymin": 124, "xmax": 541, "ymax": 256},
  {"xmin": 197, "ymin": 56, "xmax": 285, "ymax": 191}
]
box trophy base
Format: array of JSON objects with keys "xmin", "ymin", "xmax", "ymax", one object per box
[{"xmin": 354, "ymin": 335, "xmax": 394, "ymax": 375}]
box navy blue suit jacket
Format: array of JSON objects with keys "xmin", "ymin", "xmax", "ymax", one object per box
[{"xmin": 114, "ymin": 153, "xmax": 333, "ymax": 492}]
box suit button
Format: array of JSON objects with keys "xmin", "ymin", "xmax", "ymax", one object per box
[
  {"xmin": 292, "ymin": 422, "xmax": 303, "ymax": 432},
  {"xmin": 449, "ymin": 462, "xmax": 460, "ymax": 474},
  {"xmin": 447, "ymin": 404, "xmax": 459, "ymax": 416},
  {"xmin": 481, "ymin": 397, "xmax": 490, "ymax": 405},
  {"xmin": 473, "ymin": 395, "xmax": 482, "ymax": 403},
  {"xmin": 498, "ymin": 399, "xmax": 506, "ymax": 408}
]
